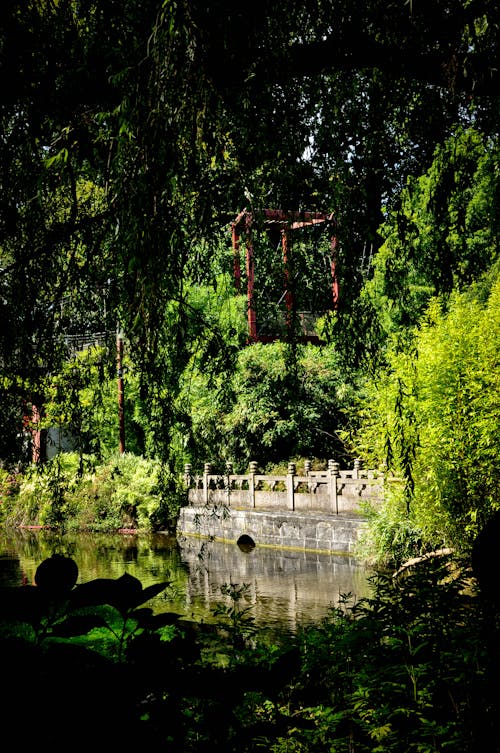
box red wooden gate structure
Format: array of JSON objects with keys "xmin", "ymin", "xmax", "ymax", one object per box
[{"xmin": 231, "ymin": 209, "xmax": 338, "ymax": 343}]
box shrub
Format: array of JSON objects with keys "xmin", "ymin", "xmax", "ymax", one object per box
[{"xmin": 4, "ymin": 453, "xmax": 182, "ymax": 533}]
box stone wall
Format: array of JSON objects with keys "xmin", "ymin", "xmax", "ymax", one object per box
[{"xmin": 177, "ymin": 507, "xmax": 368, "ymax": 554}]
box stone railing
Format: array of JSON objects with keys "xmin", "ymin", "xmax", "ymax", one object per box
[{"xmin": 183, "ymin": 459, "xmax": 385, "ymax": 515}]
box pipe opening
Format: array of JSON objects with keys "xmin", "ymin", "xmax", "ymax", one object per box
[{"xmin": 237, "ymin": 534, "xmax": 255, "ymax": 552}]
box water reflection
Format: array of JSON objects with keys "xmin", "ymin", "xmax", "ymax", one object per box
[
  {"xmin": 178, "ymin": 536, "xmax": 372, "ymax": 631},
  {"xmin": 0, "ymin": 528, "xmax": 373, "ymax": 633}
]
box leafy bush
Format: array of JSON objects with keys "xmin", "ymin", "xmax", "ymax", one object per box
[
  {"xmin": 0, "ymin": 467, "xmax": 21, "ymax": 522},
  {"xmin": 412, "ymin": 280, "xmax": 500, "ymax": 546},
  {"xmin": 355, "ymin": 490, "xmax": 425, "ymax": 569},
  {"xmin": 181, "ymin": 341, "xmax": 360, "ymax": 471},
  {"xmin": 263, "ymin": 556, "xmax": 498, "ymax": 753},
  {"xmin": 4, "ymin": 453, "xmax": 182, "ymax": 533},
  {"xmin": 354, "ymin": 272, "xmax": 500, "ymax": 556}
]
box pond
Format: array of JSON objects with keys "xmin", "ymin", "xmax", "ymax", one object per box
[{"xmin": 0, "ymin": 527, "xmax": 374, "ymax": 636}]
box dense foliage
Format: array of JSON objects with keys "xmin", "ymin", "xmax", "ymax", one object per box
[
  {"xmin": 1, "ymin": 0, "xmax": 499, "ymax": 460},
  {"xmin": 0, "ymin": 0, "xmax": 498, "ymax": 593},
  {"xmin": 349, "ymin": 128, "xmax": 500, "ymax": 563},
  {"xmin": 0, "ymin": 452, "xmax": 182, "ymax": 533},
  {"xmin": 2, "ymin": 551, "xmax": 500, "ymax": 751},
  {"xmin": 353, "ymin": 273, "xmax": 500, "ymax": 564},
  {"xmin": 365, "ymin": 129, "xmax": 500, "ymax": 334},
  {"xmin": 1, "ymin": 6, "xmax": 499, "ymax": 751},
  {"xmin": 178, "ymin": 340, "xmax": 361, "ymax": 471}
]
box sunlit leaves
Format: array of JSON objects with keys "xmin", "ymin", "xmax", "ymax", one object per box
[
  {"xmin": 355, "ymin": 271, "xmax": 500, "ymax": 552},
  {"xmin": 413, "ymin": 278, "xmax": 500, "ymax": 542},
  {"xmin": 370, "ymin": 129, "xmax": 500, "ymax": 335}
]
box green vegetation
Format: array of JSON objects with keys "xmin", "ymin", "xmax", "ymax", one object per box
[
  {"xmin": 2, "ymin": 551, "xmax": 499, "ymax": 751},
  {"xmin": 0, "ymin": 452, "xmax": 182, "ymax": 533},
  {"xmin": 1, "ymin": 4, "xmax": 499, "ymax": 749},
  {"xmin": 2, "ymin": 128, "xmax": 499, "ymax": 558},
  {"xmin": 178, "ymin": 339, "xmax": 360, "ymax": 472},
  {"xmin": 352, "ymin": 151, "xmax": 500, "ymax": 565}
]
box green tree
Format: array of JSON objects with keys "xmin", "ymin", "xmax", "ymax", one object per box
[
  {"xmin": 1, "ymin": 0, "xmax": 498, "ymax": 468},
  {"xmin": 355, "ymin": 272, "xmax": 500, "ymax": 556},
  {"xmin": 365, "ymin": 129, "xmax": 500, "ymax": 336},
  {"xmin": 183, "ymin": 341, "xmax": 360, "ymax": 470}
]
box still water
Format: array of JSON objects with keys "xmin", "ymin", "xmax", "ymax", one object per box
[{"xmin": 0, "ymin": 528, "xmax": 373, "ymax": 634}]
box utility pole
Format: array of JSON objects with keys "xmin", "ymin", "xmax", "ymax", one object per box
[{"xmin": 116, "ymin": 329, "xmax": 125, "ymax": 454}]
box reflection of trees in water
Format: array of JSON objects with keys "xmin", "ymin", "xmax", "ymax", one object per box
[
  {"xmin": 0, "ymin": 556, "xmax": 24, "ymax": 587},
  {"xmin": 0, "ymin": 530, "xmax": 371, "ymax": 632},
  {"xmin": 0, "ymin": 529, "xmax": 186, "ymax": 598}
]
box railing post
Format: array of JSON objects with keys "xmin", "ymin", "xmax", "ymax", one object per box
[
  {"xmin": 328, "ymin": 459, "xmax": 340, "ymax": 514},
  {"xmin": 225, "ymin": 461, "xmax": 233, "ymax": 505},
  {"xmin": 249, "ymin": 461, "xmax": 258, "ymax": 508},
  {"xmin": 184, "ymin": 463, "xmax": 192, "ymax": 505},
  {"xmin": 287, "ymin": 462, "xmax": 296, "ymax": 511},
  {"xmin": 203, "ymin": 462, "xmax": 212, "ymax": 505},
  {"xmin": 353, "ymin": 458, "xmax": 362, "ymax": 479},
  {"xmin": 304, "ymin": 460, "xmax": 312, "ymax": 475}
]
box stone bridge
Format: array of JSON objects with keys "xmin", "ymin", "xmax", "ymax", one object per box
[{"xmin": 177, "ymin": 459, "xmax": 386, "ymax": 554}]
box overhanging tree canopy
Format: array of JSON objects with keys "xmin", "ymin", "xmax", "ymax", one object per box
[{"xmin": 0, "ymin": 0, "xmax": 498, "ymax": 461}]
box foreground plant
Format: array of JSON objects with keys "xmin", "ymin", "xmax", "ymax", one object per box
[
  {"xmin": 2, "ymin": 549, "xmax": 498, "ymax": 752},
  {"xmin": 267, "ymin": 555, "xmax": 500, "ymax": 753}
]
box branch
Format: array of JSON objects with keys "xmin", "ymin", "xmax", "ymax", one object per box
[{"xmin": 206, "ymin": 19, "xmax": 499, "ymax": 99}]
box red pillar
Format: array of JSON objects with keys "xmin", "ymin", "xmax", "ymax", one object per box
[
  {"xmin": 31, "ymin": 403, "xmax": 47, "ymax": 464},
  {"xmin": 282, "ymin": 227, "xmax": 294, "ymax": 332},
  {"xmin": 331, "ymin": 233, "xmax": 339, "ymax": 309}
]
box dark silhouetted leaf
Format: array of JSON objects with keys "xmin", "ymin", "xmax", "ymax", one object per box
[
  {"xmin": 34, "ymin": 555, "xmax": 79, "ymax": 596},
  {"xmin": 51, "ymin": 613, "xmax": 109, "ymax": 637}
]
